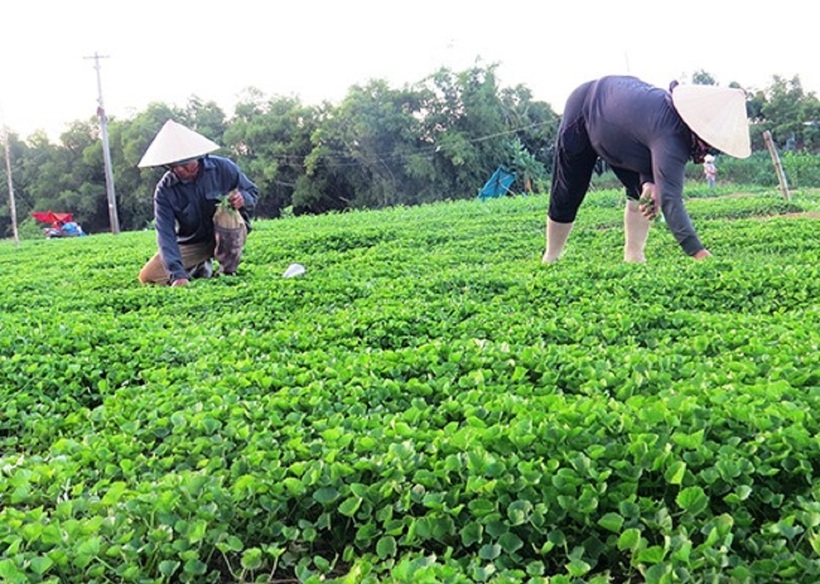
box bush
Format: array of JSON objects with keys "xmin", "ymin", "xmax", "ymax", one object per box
[
  {"xmin": 16, "ymin": 217, "xmax": 49, "ymax": 241},
  {"xmin": 591, "ymin": 151, "xmax": 820, "ymax": 192}
]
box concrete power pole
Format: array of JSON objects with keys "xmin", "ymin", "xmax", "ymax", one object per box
[
  {"xmin": 0, "ymin": 100, "xmax": 19, "ymax": 247},
  {"xmin": 2, "ymin": 123, "xmax": 19, "ymax": 247},
  {"xmin": 85, "ymin": 52, "xmax": 120, "ymax": 234}
]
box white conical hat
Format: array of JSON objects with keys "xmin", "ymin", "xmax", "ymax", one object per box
[
  {"xmin": 137, "ymin": 120, "xmax": 220, "ymax": 167},
  {"xmin": 672, "ymin": 84, "xmax": 751, "ymax": 159}
]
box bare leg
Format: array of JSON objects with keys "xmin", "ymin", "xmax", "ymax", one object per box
[
  {"xmin": 542, "ymin": 219, "xmax": 574, "ymax": 263},
  {"xmin": 624, "ymin": 198, "xmax": 651, "ymax": 263}
]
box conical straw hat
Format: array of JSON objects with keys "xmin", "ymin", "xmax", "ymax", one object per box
[
  {"xmin": 672, "ymin": 85, "xmax": 751, "ymax": 159},
  {"xmin": 138, "ymin": 120, "xmax": 220, "ymax": 167}
]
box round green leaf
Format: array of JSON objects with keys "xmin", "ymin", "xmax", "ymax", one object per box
[
  {"xmin": 313, "ymin": 487, "xmax": 340, "ymax": 504},
  {"xmin": 566, "ymin": 558, "xmax": 591, "ymax": 577},
  {"xmin": 241, "ymin": 547, "xmax": 263, "ymax": 571},
  {"xmin": 676, "ymin": 486, "xmax": 708, "ymax": 515},
  {"xmin": 618, "ymin": 528, "xmax": 642, "ymax": 551},
  {"xmin": 376, "ymin": 536, "xmax": 397, "ymax": 559},
  {"xmin": 597, "ymin": 512, "xmax": 624, "ymax": 533},
  {"xmin": 183, "ymin": 559, "xmax": 207, "ymax": 576},
  {"xmin": 29, "ymin": 556, "xmax": 54, "ymax": 576},
  {"xmin": 338, "ymin": 496, "xmax": 362, "ymax": 517},
  {"xmin": 460, "ymin": 521, "xmax": 483, "ymax": 547},
  {"xmin": 159, "ymin": 560, "xmax": 180, "ymax": 577},
  {"xmin": 499, "ymin": 532, "xmax": 524, "ymax": 554},
  {"xmin": 479, "ymin": 543, "xmax": 501, "ymax": 560},
  {"xmin": 526, "ymin": 560, "xmax": 545, "ymax": 576},
  {"xmin": 664, "ymin": 461, "xmax": 686, "ymax": 485}
]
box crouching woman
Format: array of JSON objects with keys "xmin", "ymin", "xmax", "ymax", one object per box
[{"xmin": 137, "ymin": 120, "xmax": 258, "ymax": 286}]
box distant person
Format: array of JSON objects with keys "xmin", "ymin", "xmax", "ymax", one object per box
[
  {"xmin": 137, "ymin": 120, "xmax": 258, "ymax": 286},
  {"xmin": 703, "ymin": 154, "xmax": 717, "ymax": 188},
  {"xmin": 542, "ymin": 76, "xmax": 750, "ymax": 263}
]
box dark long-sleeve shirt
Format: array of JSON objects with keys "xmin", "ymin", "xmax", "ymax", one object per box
[
  {"xmin": 580, "ymin": 76, "xmax": 703, "ymax": 255},
  {"xmin": 153, "ymin": 155, "xmax": 259, "ymax": 281}
]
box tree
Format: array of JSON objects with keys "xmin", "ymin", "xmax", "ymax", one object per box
[
  {"xmin": 747, "ymin": 75, "xmax": 820, "ymax": 152},
  {"xmin": 416, "ymin": 64, "xmax": 510, "ymax": 201},
  {"xmin": 182, "ymin": 96, "xmax": 227, "ymax": 143},
  {"xmin": 13, "ymin": 63, "xmax": 820, "ymax": 235},
  {"xmin": 226, "ymin": 93, "xmax": 319, "ymax": 217},
  {"xmin": 297, "ymin": 79, "xmax": 429, "ymax": 213},
  {"xmin": 691, "ymin": 70, "xmax": 717, "ymax": 85},
  {"xmin": 19, "ymin": 124, "xmax": 102, "ymax": 231},
  {"xmin": 499, "ymin": 84, "xmax": 559, "ymax": 190}
]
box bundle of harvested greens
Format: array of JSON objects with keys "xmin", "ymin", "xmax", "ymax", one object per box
[
  {"xmin": 638, "ymin": 184, "xmax": 657, "ymax": 219},
  {"xmin": 213, "ymin": 192, "xmax": 247, "ymax": 275}
]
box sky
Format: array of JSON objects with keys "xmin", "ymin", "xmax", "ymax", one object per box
[{"xmin": 2, "ymin": 0, "xmax": 817, "ymax": 142}]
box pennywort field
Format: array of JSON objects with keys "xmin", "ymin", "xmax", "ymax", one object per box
[{"xmin": 0, "ymin": 189, "xmax": 819, "ymax": 583}]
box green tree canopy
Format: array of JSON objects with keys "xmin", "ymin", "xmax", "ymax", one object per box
[
  {"xmin": 3, "ymin": 65, "xmax": 818, "ymax": 239},
  {"xmin": 747, "ymin": 75, "xmax": 820, "ymax": 151}
]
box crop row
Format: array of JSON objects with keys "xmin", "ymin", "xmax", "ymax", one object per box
[{"xmin": 0, "ymin": 190, "xmax": 818, "ymax": 582}]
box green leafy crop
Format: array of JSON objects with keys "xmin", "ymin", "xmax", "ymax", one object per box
[{"xmin": 0, "ymin": 188, "xmax": 818, "ymax": 582}]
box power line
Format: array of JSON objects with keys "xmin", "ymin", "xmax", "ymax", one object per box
[
  {"xmin": 3, "ymin": 116, "xmax": 552, "ymax": 195},
  {"xmin": 250, "ymin": 120, "xmax": 554, "ymax": 170}
]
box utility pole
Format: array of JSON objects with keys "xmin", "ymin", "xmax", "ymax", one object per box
[
  {"xmin": 1, "ymin": 102, "xmax": 19, "ymax": 247},
  {"xmin": 85, "ymin": 52, "xmax": 120, "ymax": 234},
  {"xmin": 762, "ymin": 130, "xmax": 791, "ymax": 201}
]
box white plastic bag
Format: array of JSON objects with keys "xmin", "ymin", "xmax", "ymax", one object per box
[{"xmin": 282, "ymin": 263, "xmax": 306, "ymax": 278}]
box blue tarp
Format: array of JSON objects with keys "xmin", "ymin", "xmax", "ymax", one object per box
[
  {"xmin": 478, "ymin": 166, "xmax": 516, "ymax": 199},
  {"xmin": 60, "ymin": 222, "xmax": 86, "ymax": 236}
]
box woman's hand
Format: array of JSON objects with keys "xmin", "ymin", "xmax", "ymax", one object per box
[
  {"xmin": 228, "ymin": 189, "xmax": 244, "ymax": 209},
  {"xmin": 638, "ymin": 182, "xmax": 659, "ymax": 220}
]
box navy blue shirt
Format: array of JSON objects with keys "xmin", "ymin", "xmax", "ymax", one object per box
[
  {"xmin": 153, "ymin": 155, "xmax": 258, "ymax": 281},
  {"xmin": 581, "ymin": 76, "xmax": 702, "ymax": 254}
]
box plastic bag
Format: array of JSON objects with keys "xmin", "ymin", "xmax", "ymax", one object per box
[
  {"xmin": 213, "ymin": 194, "xmax": 247, "ymax": 275},
  {"xmin": 283, "ymin": 263, "xmax": 306, "ymax": 278}
]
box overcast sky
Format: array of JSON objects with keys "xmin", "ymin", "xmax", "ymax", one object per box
[{"xmin": 2, "ymin": 0, "xmax": 816, "ymax": 141}]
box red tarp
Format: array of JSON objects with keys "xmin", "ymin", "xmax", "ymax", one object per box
[{"xmin": 32, "ymin": 211, "xmax": 73, "ymax": 225}]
